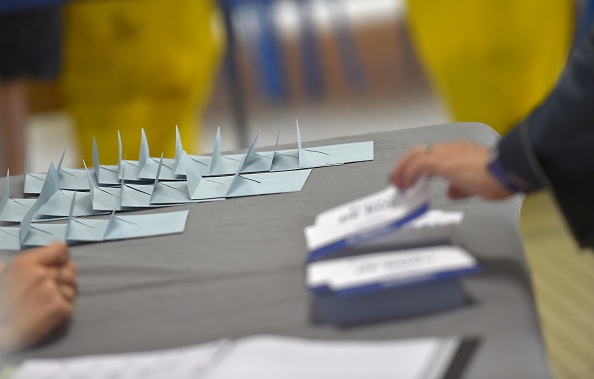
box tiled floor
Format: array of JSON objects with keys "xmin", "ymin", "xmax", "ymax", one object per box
[{"xmin": 520, "ymin": 193, "xmax": 594, "ymax": 379}]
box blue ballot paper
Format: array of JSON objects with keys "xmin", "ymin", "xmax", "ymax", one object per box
[{"xmin": 0, "ymin": 171, "xmax": 37, "ymax": 223}]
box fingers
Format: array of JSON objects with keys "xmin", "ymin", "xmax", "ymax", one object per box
[
  {"xmin": 0, "ymin": 248, "xmax": 76, "ymax": 351},
  {"xmin": 401, "ymin": 154, "xmax": 436, "ymax": 189},
  {"xmin": 25, "ymin": 242, "xmax": 69, "ymax": 266},
  {"xmin": 390, "ymin": 148, "xmax": 420, "ymax": 188},
  {"xmin": 32, "ymin": 287, "xmax": 74, "ymax": 347},
  {"xmin": 22, "ymin": 243, "xmax": 77, "ymax": 302},
  {"xmin": 58, "ymin": 284, "xmax": 77, "ymax": 303},
  {"xmin": 392, "ymin": 147, "xmax": 438, "ymax": 189},
  {"xmin": 448, "ymin": 186, "xmax": 471, "ymax": 200},
  {"xmin": 59, "ymin": 261, "xmax": 77, "ymax": 287},
  {"xmin": 391, "ymin": 146, "xmax": 431, "ymax": 189},
  {"xmin": 57, "ymin": 262, "xmax": 78, "ymax": 300},
  {"xmin": 47, "ymin": 262, "xmax": 78, "ymax": 302},
  {"xmin": 391, "ymin": 142, "xmax": 504, "ymax": 200},
  {"xmin": 43, "ymin": 280, "xmax": 75, "ymax": 326}
]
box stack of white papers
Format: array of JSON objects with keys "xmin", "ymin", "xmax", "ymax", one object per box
[
  {"xmin": 304, "ymin": 180, "xmax": 430, "ymax": 260},
  {"xmin": 303, "ymin": 181, "xmax": 477, "ymax": 326},
  {"xmin": 11, "ymin": 335, "xmax": 465, "ymax": 379},
  {"xmin": 307, "ymin": 245, "xmax": 480, "ymax": 296},
  {"xmin": 304, "ymin": 180, "xmax": 468, "ymax": 261}
]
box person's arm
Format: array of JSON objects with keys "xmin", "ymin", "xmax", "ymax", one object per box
[
  {"xmin": 390, "ymin": 141, "xmax": 512, "ymax": 200},
  {"xmin": 495, "ymin": 26, "xmax": 594, "ymax": 248},
  {"xmin": 0, "ymin": 243, "xmax": 77, "ymax": 351},
  {"xmin": 391, "ymin": 25, "xmax": 594, "ymax": 249}
]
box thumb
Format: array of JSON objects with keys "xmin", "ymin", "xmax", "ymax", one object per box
[{"xmin": 25, "ymin": 242, "xmax": 69, "ymax": 266}]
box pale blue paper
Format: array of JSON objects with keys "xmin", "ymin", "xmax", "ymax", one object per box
[
  {"xmin": 37, "ymin": 190, "xmax": 104, "ymax": 218},
  {"xmin": 138, "ymin": 157, "xmax": 179, "ymax": 181},
  {"xmin": 0, "ymin": 171, "xmax": 37, "ymax": 223},
  {"xmin": 186, "ymin": 151, "xmax": 311, "ymax": 199},
  {"xmin": 123, "ymin": 182, "xmax": 222, "ymax": 207},
  {"xmin": 20, "ymin": 171, "xmax": 66, "ymax": 246},
  {"xmin": 118, "ymin": 129, "xmax": 152, "ymax": 182},
  {"xmin": 124, "ymin": 153, "xmax": 310, "ymax": 204},
  {"xmin": 138, "ymin": 128, "xmax": 150, "ymax": 173},
  {"xmin": 135, "ymin": 153, "xmax": 226, "ymax": 204},
  {"xmin": 184, "ymin": 153, "xmax": 231, "ymax": 200},
  {"xmin": 226, "ymin": 170, "xmax": 312, "ymax": 198},
  {"xmin": 92, "ymin": 186, "xmax": 122, "ymax": 211},
  {"xmin": 203, "ymin": 128, "xmax": 273, "ymax": 176},
  {"xmin": 120, "ymin": 160, "xmax": 143, "ymax": 181},
  {"xmin": 24, "ymin": 149, "xmax": 92, "ymax": 194},
  {"xmin": 57, "ymin": 169, "xmax": 91, "ymax": 191},
  {"xmin": 92, "ymin": 135, "xmax": 121, "ymax": 185},
  {"xmin": 19, "ymin": 190, "xmax": 189, "ymax": 248},
  {"xmin": 84, "ymin": 162, "xmax": 123, "ymax": 212},
  {"xmin": 172, "ymin": 125, "xmax": 187, "ymax": 176},
  {"xmin": 19, "ymin": 209, "xmax": 189, "ymax": 248},
  {"xmin": 208, "ymin": 127, "xmax": 224, "ymax": 175},
  {"xmin": 65, "ymin": 194, "xmax": 110, "ymax": 242},
  {"xmin": 297, "ymin": 121, "xmax": 304, "ymax": 168},
  {"xmin": 271, "ymin": 124, "xmax": 374, "ymax": 171},
  {"xmin": 103, "ymin": 210, "xmax": 188, "ymax": 241},
  {"xmin": 33, "ymin": 163, "xmax": 105, "ymax": 218},
  {"xmin": 135, "ymin": 129, "xmax": 179, "ymax": 180},
  {"xmin": 271, "ymin": 141, "xmax": 374, "ymax": 171},
  {"xmin": 22, "ymin": 127, "xmax": 373, "ymax": 197},
  {"xmin": 270, "ymin": 149, "xmax": 300, "ymax": 172},
  {"xmin": 66, "ymin": 217, "xmax": 108, "ymax": 242},
  {"xmin": 0, "ymin": 227, "xmax": 21, "ymax": 250},
  {"xmin": 120, "ymin": 183, "xmax": 158, "ymax": 208},
  {"xmin": 122, "ymin": 155, "xmax": 211, "ymax": 207},
  {"xmin": 148, "ymin": 155, "xmax": 197, "ymax": 204},
  {"xmin": 23, "ymin": 147, "xmax": 47, "ymax": 194},
  {"xmin": 21, "ymin": 223, "xmax": 66, "ymax": 247},
  {"xmin": 23, "ymin": 174, "xmax": 45, "ymax": 195},
  {"xmin": 20, "ymin": 171, "xmax": 50, "ymax": 246},
  {"xmin": 56, "ymin": 150, "xmax": 92, "ymax": 190}
]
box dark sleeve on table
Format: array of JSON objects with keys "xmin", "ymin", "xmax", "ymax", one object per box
[{"xmin": 497, "ymin": 25, "xmax": 594, "ymax": 249}]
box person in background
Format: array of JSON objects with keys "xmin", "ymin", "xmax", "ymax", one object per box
[
  {"xmin": 60, "ymin": 0, "xmax": 225, "ymax": 165},
  {"xmin": 0, "ymin": 1, "xmax": 64, "ymax": 175},
  {"xmin": 391, "ymin": 23, "xmax": 594, "ymax": 250},
  {"xmin": 0, "ymin": 243, "xmax": 77, "ymax": 351},
  {"xmin": 405, "ymin": 0, "xmax": 574, "ymax": 135}
]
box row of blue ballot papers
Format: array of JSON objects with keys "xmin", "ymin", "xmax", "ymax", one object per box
[
  {"xmin": 304, "ymin": 180, "xmax": 480, "ymax": 326},
  {"xmin": 10, "ymin": 335, "xmax": 477, "ymax": 379}
]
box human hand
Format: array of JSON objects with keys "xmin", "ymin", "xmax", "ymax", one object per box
[
  {"xmin": 0, "ymin": 242, "xmax": 78, "ymax": 351},
  {"xmin": 390, "ymin": 141, "xmax": 513, "ymax": 200}
]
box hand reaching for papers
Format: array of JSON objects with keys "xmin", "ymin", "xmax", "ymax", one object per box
[
  {"xmin": 390, "ymin": 141, "xmax": 512, "ymax": 200},
  {"xmin": 0, "ymin": 242, "xmax": 78, "ymax": 351}
]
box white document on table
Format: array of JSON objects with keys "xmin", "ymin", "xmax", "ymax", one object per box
[{"xmin": 11, "ymin": 335, "xmax": 462, "ymax": 379}]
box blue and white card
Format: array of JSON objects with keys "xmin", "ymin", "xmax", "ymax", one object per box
[
  {"xmin": 307, "ymin": 245, "xmax": 480, "ymax": 297},
  {"xmin": 305, "ymin": 179, "xmax": 430, "ymax": 260}
]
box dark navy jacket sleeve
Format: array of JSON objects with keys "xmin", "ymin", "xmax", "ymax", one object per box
[{"xmin": 497, "ymin": 25, "xmax": 594, "ymax": 249}]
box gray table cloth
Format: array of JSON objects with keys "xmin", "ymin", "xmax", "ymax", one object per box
[{"xmin": 0, "ymin": 122, "xmax": 551, "ymax": 378}]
